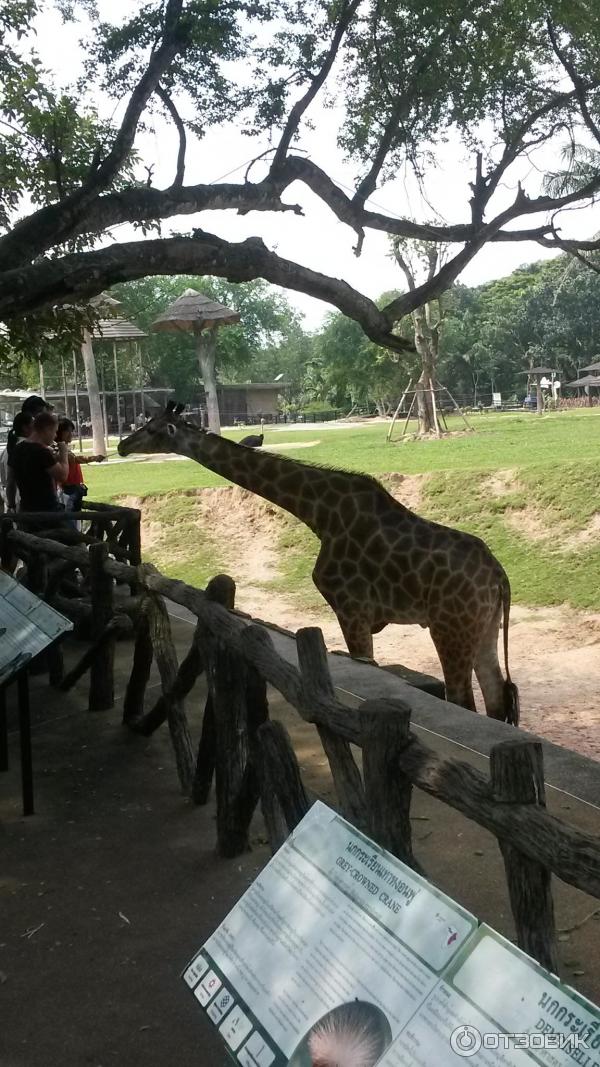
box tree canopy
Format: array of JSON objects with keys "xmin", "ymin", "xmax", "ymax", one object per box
[{"xmin": 2, "ymin": 0, "xmax": 600, "ymax": 358}]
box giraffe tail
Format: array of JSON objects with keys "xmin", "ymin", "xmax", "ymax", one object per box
[{"xmin": 501, "ymin": 577, "xmax": 520, "ymax": 727}]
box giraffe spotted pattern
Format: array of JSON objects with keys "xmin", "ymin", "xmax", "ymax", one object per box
[{"xmin": 118, "ymin": 404, "xmax": 519, "ymax": 724}]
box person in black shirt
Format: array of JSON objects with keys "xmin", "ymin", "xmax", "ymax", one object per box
[
  {"xmin": 12, "ymin": 411, "xmax": 69, "ymax": 514},
  {"xmin": 2, "ymin": 411, "xmax": 34, "ymax": 510}
]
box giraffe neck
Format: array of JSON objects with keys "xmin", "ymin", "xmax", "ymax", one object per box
[{"xmin": 171, "ymin": 428, "xmax": 364, "ymax": 534}]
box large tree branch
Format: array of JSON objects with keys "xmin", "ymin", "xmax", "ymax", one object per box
[
  {"xmin": 0, "ymin": 0, "xmax": 187, "ymax": 271},
  {"xmin": 546, "ymin": 20, "xmax": 600, "ymax": 147},
  {"xmin": 270, "ymin": 0, "xmax": 360, "ymax": 173},
  {"xmin": 74, "ymin": 178, "xmax": 305, "ymax": 235},
  {"xmin": 0, "ymin": 232, "xmax": 414, "ymax": 353},
  {"xmin": 88, "ymin": 0, "xmax": 186, "ymax": 194},
  {"xmin": 155, "ymin": 85, "xmax": 187, "ymax": 187},
  {"xmin": 6, "ymin": 154, "xmax": 556, "ymax": 259},
  {"xmin": 3, "ymin": 146, "xmax": 595, "ymax": 288},
  {"xmin": 382, "ymin": 190, "xmax": 533, "ymax": 324}
]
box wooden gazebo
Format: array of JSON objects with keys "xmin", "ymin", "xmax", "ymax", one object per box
[{"xmin": 92, "ymin": 317, "xmax": 147, "ymax": 439}]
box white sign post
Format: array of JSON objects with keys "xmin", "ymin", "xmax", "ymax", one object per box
[{"xmin": 183, "ymin": 802, "xmax": 600, "ymax": 1066}]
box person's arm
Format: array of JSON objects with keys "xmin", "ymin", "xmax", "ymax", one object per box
[
  {"xmin": 49, "ymin": 442, "xmax": 69, "ymax": 483},
  {"xmin": 70, "ymin": 452, "xmax": 105, "ymax": 464},
  {"xmin": 5, "ymin": 466, "xmax": 16, "ymax": 510}
]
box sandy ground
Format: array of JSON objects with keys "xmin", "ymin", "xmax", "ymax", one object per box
[{"xmin": 238, "ymin": 588, "xmax": 600, "ymax": 761}]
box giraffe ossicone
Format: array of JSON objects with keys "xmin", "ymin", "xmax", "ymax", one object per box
[{"xmin": 118, "ymin": 406, "xmax": 520, "ymax": 725}]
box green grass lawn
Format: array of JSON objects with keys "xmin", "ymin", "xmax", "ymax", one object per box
[{"xmin": 85, "ymin": 410, "xmax": 600, "ymax": 611}]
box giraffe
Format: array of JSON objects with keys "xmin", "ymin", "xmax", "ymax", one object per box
[{"xmin": 118, "ymin": 404, "xmax": 520, "ymax": 724}]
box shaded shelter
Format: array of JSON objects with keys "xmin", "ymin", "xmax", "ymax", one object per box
[
  {"xmin": 92, "ymin": 318, "xmax": 147, "ymax": 439},
  {"xmin": 564, "ymin": 373, "xmax": 600, "ymax": 406},
  {"xmin": 521, "ymin": 366, "xmax": 556, "ymax": 415},
  {"xmin": 152, "ymin": 289, "xmax": 240, "ymax": 434}
]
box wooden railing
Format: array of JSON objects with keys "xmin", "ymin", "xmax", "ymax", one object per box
[{"xmin": 2, "ymin": 521, "xmax": 599, "ymax": 978}]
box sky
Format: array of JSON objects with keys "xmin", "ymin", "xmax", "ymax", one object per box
[{"xmin": 30, "ymin": 2, "xmax": 600, "ymax": 330}]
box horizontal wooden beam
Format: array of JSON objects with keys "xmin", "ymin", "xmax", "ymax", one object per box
[{"xmin": 8, "ymin": 528, "xmax": 89, "ymax": 565}]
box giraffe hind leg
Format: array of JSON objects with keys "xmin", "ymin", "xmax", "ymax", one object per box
[{"xmin": 474, "ymin": 610, "xmax": 509, "ymax": 722}]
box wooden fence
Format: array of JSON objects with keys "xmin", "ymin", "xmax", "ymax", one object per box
[{"xmin": 2, "ymin": 517, "xmax": 599, "ymax": 978}]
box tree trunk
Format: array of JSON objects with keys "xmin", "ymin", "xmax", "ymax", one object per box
[
  {"xmin": 81, "ymin": 330, "xmax": 106, "ymax": 455},
  {"xmin": 195, "ymin": 326, "xmax": 221, "ymax": 434},
  {"xmin": 413, "ymin": 306, "xmax": 437, "ymax": 435}
]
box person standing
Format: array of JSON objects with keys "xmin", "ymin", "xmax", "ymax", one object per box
[
  {"xmin": 55, "ymin": 418, "xmax": 105, "ymax": 511},
  {"xmin": 11, "ymin": 411, "xmax": 69, "ymax": 517},
  {"xmin": 1, "ymin": 411, "xmax": 34, "ymax": 510}
]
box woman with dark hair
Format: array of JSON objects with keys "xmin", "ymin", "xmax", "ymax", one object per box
[
  {"xmin": 1, "ymin": 410, "xmax": 35, "ymax": 510},
  {"xmin": 12, "ymin": 410, "xmax": 68, "ymax": 515},
  {"xmin": 4, "ymin": 395, "xmax": 50, "ymax": 475}
]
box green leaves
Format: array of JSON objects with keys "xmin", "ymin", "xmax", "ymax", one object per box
[{"xmin": 111, "ymin": 275, "xmax": 304, "ymax": 397}]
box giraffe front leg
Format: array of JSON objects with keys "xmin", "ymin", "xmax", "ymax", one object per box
[{"xmin": 337, "ymin": 615, "xmax": 375, "ymax": 661}]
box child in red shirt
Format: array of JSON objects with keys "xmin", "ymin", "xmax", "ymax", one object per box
[{"xmin": 56, "ymin": 418, "xmax": 106, "ymax": 510}]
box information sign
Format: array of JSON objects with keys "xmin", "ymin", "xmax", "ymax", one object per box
[
  {"xmin": 0, "ymin": 570, "xmax": 72, "ymax": 684},
  {"xmin": 183, "ymin": 802, "xmax": 600, "ymax": 1066}
]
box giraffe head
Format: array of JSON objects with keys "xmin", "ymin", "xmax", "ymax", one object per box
[{"xmin": 118, "ymin": 402, "xmax": 192, "ymax": 456}]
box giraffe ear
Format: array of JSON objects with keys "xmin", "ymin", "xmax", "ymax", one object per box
[{"xmin": 174, "ymin": 403, "xmax": 185, "ymax": 415}]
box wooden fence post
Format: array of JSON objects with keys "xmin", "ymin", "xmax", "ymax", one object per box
[
  {"xmin": 490, "ymin": 739, "xmax": 559, "ymax": 974},
  {"xmin": 126, "ymin": 510, "xmax": 142, "ymax": 594},
  {"xmin": 127, "ymin": 511, "xmax": 142, "ymax": 567},
  {"xmin": 138, "ymin": 622, "xmax": 203, "ymax": 736},
  {"xmin": 122, "ymin": 606, "xmax": 154, "ymax": 726},
  {"xmin": 144, "ymin": 595, "xmax": 195, "ymax": 796},
  {"xmin": 232, "ymin": 665, "xmax": 270, "ymax": 825},
  {"xmin": 193, "ymin": 690, "xmax": 216, "ymax": 806},
  {"xmin": 88, "ymin": 542, "xmax": 115, "ymax": 710},
  {"xmin": 258, "ymin": 719, "xmax": 311, "ymax": 853},
  {"xmin": 360, "ymin": 698, "xmax": 420, "ymax": 870},
  {"xmin": 191, "ymin": 575, "xmax": 238, "ymax": 805},
  {"xmin": 297, "ymin": 627, "xmax": 366, "ymax": 829},
  {"xmin": 209, "ymin": 639, "xmax": 252, "ymax": 858}
]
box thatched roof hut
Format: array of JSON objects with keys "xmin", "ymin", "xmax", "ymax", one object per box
[
  {"xmin": 565, "ymin": 374, "xmax": 600, "ymax": 388},
  {"xmin": 152, "ymin": 288, "xmax": 240, "ymax": 333},
  {"xmin": 151, "ymin": 289, "xmax": 240, "ymax": 434}
]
